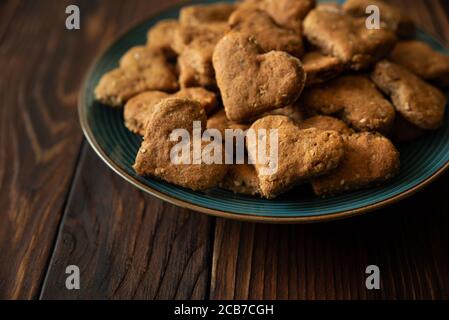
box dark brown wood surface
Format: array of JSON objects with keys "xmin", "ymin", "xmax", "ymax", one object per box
[{"xmin": 0, "ymin": 0, "xmax": 448, "ymax": 300}]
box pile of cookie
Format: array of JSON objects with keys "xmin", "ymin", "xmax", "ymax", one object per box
[{"xmin": 94, "ymin": 0, "xmax": 449, "ymax": 199}]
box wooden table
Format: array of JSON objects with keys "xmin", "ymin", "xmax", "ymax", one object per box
[{"xmin": 1, "ymin": 0, "xmax": 448, "ymax": 300}]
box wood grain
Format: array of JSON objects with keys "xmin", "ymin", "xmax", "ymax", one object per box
[
  {"xmin": 40, "ymin": 145, "xmax": 213, "ymax": 300},
  {"xmin": 211, "ymin": 172, "xmax": 449, "ymax": 300},
  {"xmin": 210, "ymin": 0, "xmax": 449, "ymax": 301},
  {"xmin": 0, "ymin": 0, "xmax": 182, "ymax": 300}
]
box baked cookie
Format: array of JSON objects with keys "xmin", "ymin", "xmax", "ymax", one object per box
[
  {"xmin": 343, "ymin": 0, "xmax": 415, "ymax": 37},
  {"xmin": 146, "ymin": 19, "xmax": 179, "ymax": 58},
  {"xmin": 303, "ymin": 8, "xmax": 397, "ymax": 70},
  {"xmin": 125, "ymin": 88, "xmax": 217, "ymax": 135},
  {"xmin": 229, "ymin": 7, "xmax": 304, "ymax": 58},
  {"xmin": 302, "ymin": 51, "xmax": 345, "ymax": 87},
  {"xmin": 371, "ymin": 60, "xmax": 446, "ymax": 130},
  {"xmin": 179, "ymin": 2, "xmax": 236, "ymax": 27},
  {"xmin": 220, "ymin": 164, "xmax": 261, "ymax": 196},
  {"xmin": 206, "ymin": 109, "xmax": 250, "ymax": 136},
  {"xmin": 300, "ymin": 75, "xmax": 396, "ymax": 133},
  {"xmin": 176, "ymin": 24, "xmax": 228, "ymax": 89},
  {"xmin": 243, "ymin": 0, "xmax": 316, "ymax": 31},
  {"xmin": 248, "ymin": 115, "xmax": 345, "ymax": 198},
  {"xmin": 298, "ymin": 115, "xmax": 354, "ymax": 135},
  {"xmin": 134, "ymin": 98, "xmax": 229, "ymax": 191},
  {"xmin": 389, "ymin": 40, "xmax": 449, "ymax": 87},
  {"xmin": 312, "ymin": 132, "xmax": 400, "ymax": 196},
  {"xmin": 95, "ymin": 46, "xmax": 178, "ymax": 107},
  {"xmin": 263, "ymin": 104, "xmax": 306, "ymax": 124},
  {"xmin": 213, "ymin": 32, "xmax": 306, "ymax": 122}
]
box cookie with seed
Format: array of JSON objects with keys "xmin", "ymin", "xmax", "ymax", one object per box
[
  {"xmin": 220, "ymin": 164, "xmax": 261, "ymax": 196},
  {"xmin": 298, "ymin": 115, "xmax": 354, "ymax": 135},
  {"xmin": 228, "ymin": 7, "xmax": 304, "ymax": 58},
  {"xmin": 343, "ymin": 0, "xmax": 415, "ymax": 37},
  {"xmin": 94, "ymin": 46, "xmax": 178, "ymax": 107},
  {"xmin": 179, "ymin": 2, "xmax": 237, "ymax": 27},
  {"xmin": 312, "ymin": 132, "xmax": 400, "ymax": 196},
  {"xmin": 146, "ymin": 19, "xmax": 179, "ymax": 58},
  {"xmin": 206, "ymin": 109, "xmax": 250, "ymax": 136},
  {"xmin": 389, "ymin": 40, "xmax": 449, "ymax": 87},
  {"xmin": 303, "ymin": 8, "xmax": 397, "ymax": 70},
  {"xmin": 300, "ymin": 75, "xmax": 396, "ymax": 133},
  {"xmin": 371, "ymin": 60, "xmax": 446, "ymax": 130},
  {"xmin": 213, "ymin": 32, "xmax": 306, "ymax": 122},
  {"xmin": 248, "ymin": 115, "xmax": 345, "ymax": 199},
  {"xmin": 124, "ymin": 88, "xmax": 217, "ymax": 135},
  {"xmin": 134, "ymin": 98, "xmax": 229, "ymax": 191},
  {"xmin": 302, "ymin": 51, "xmax": 345, "ymax": 87},
  {"xmin": 243, "ymin": 0, "xmax": 316, "ymax": 31}
]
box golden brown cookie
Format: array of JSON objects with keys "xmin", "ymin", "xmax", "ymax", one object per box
[
  {"xmin": 134, "ymin": 98, "xmax": 229, "ymax": 191},
  {"xmin": 247, "ymin": 115, "xmax": 345, "ymax": 199},
  {"xmin": 303, "ymin": 8, "xmax": 397, "ymax": 70},
  {"xmin": 125, "ymin": 88, "xmax": 218, "ymax": 135},
  {"xmin": 312, "ymin": 132, "xmax": 400, "ymax": 196},
  {"xmin": 300, "ymin": 75, "xmax": 396, "ymax": 133},
  {"xmin": 179, "ymin": 2, "xmax": 237, "ymax": 27},
  {"xmin": 243, "ymin": 0, "xmax": 316, "ymax": 31},
  {"xmin": 176, "ymin": 24, "xmax": 228, "ymax": 89},
  {"xmin": 213, "ymin": 32, "xmax": 306, "ymax": 122},
  {"xmin": 302, "ymin": 51, "xmax": 345, "ymax": 87},
  {"xmin": 206, "ymin": 109, "xmax": 250, "ymax": 136},
  {"xmin": 298, "ymin": 115, "xmax": 354, "ymax": 135},
  {"xmin": 343, "ymin": 0, "xmax": 415, "ymax": 37},
  {"xmin": 228, "ymin": 7, "xmax": 304, "ymax": 58},
  {"xmin": 389, "ymin": 40, "xmax": 449, "ymax": 87},
  {"xmin": 146, "ymin": 19, "xmax": 179, "ymax": 58},
  {"xmin": 94, "ymin": 46, "xmax": 178, "ymax": 107},
  {"xmin": 263, "ymin": 104, "xmax": 306, "ymax": 124},
  {"xmin": 371, "ymin": 60, "xmax": 447, "ymax": 130},
  {"xmin": 220, "ymin": 164, "xmax": 261, "ymax": 196}
]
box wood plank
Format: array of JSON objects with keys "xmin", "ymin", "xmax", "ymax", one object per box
[
  {"xmin": 40, "ymin": 145, "xmax": 213, "ymax": 300},
  {"xmin": 0, "ymin": 0, "xmax": 181, "ymax": 300},
  {"xmin": 211, "ymin": 172, "xmax": 449, "ymax": 300},
  {"xmin": 211, "ymin": 0, "xmax": 449, "ymax": 300}
]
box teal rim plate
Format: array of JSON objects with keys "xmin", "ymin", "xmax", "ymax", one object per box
[{"xmin": 79, "ymin": 0, "xmax": 449, "ymax": 223}]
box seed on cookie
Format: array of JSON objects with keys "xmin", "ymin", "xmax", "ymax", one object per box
[
  {"xmin": 389, "ymin": 40, "xmax": 449, "ymax": 87},
  {"xmin": 300, "ymin": 75, "xmax": 396, "ymax": 133},
  {"xmin": 311, "ymin": 132, "xmax": 400, "ymax": 196},
  {"xmin": 94, "ymin": 46, "xmax": 178, "ymax": 107},
  {"xmin": 371, "ymin": 60, "xmax": 447, "ymax": 130},
  {"xmin": 228, "ymin": 7, "xmax": 304, "ymax": 58},
  {"xmin": 213, "ymin": 32, "xmax": 306, "ymax": 122},
  {"xmin": 343, "ymin": 0, "xmax": 415, "ymax": 37},
  {"xmin": 303, "ymin": 7, "xmax": 397, "ymax": 70},
  {"xmin": 124, "ymin": 88, "xmax": 218, "ymax": 135}
]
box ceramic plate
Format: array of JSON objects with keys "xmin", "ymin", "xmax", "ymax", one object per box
[{"xmin": 79, "ymin": 0, "xmax": 449, "ymax": 223}]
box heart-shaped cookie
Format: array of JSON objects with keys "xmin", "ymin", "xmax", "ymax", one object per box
[
  {"xmin": 312, "ymin": 132, "xmax": 400, "ymax": 196},
  {"xmin": 213, "ymin": 32, "xmax": 306, "ymax": 122},
  {"xmin": 247, "ymin": 115, "xmax": 345, "ymax": 198},
  {"xmin": 124, "ymin": 88, "xmax": 217, "ymax": 135},
  {"xmin": 133, "ymin": 98, "xmax": 229, "ymax": 191}
]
